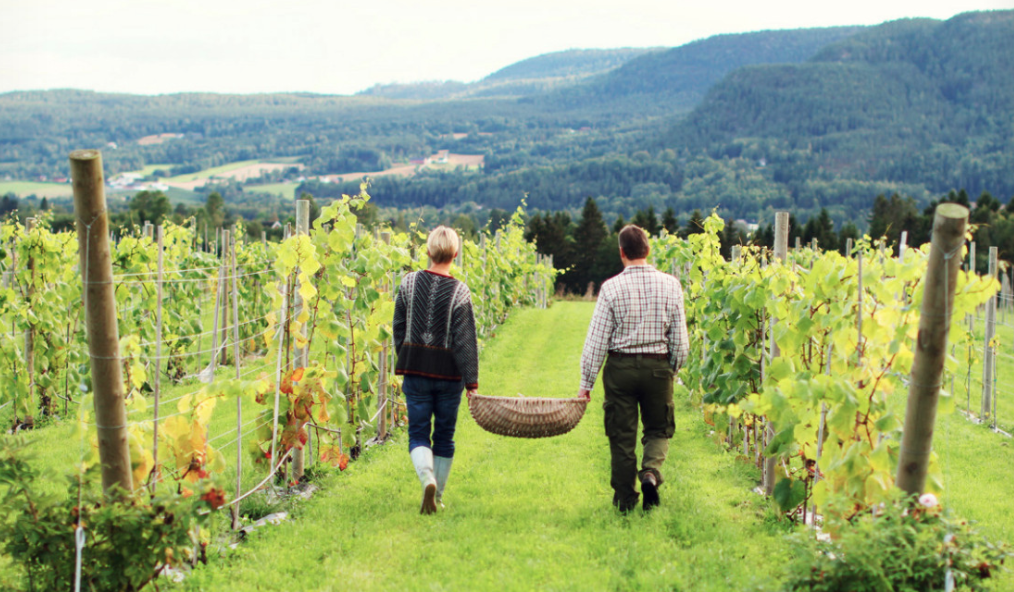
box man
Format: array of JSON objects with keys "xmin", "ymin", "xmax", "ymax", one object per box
[{"xmin": 578, "ymin": 224, "xmax": 689, "ymax": 513}]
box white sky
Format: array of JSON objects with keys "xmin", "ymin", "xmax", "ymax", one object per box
[{"xmin": 1, "ymin": 0, "xmax": 1010, "ymax": 96}]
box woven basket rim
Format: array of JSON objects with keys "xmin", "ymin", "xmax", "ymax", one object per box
[{"xmin": 470, "ymin": 394, "xmax": 585, "ymax": 403}]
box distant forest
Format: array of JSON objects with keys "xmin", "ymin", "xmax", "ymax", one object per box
[{"xmin": 1, "ymin": 10, "xmax": 1011, "ymax": 234}]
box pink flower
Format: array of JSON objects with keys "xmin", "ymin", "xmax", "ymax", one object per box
[{"xmin": 919, "ymin": 493, "xmax": 939, "ymax": 508}]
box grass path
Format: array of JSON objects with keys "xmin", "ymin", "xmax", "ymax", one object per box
[{"xmin": 182, "ymin": 302, "xmax": 788, "ymax": 591}]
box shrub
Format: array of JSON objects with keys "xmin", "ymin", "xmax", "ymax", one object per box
[
  {"xmin": 782, "ymin": 492, "xmax": 1011, "ymax": 592},
  {"xmin": 0, "ymin": 438, "xmax": 214, "ymax": 592}
]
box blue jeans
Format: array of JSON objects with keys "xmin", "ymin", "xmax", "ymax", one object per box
[{"xmin": 402, "ymin": 375, "xmax": 464, "ymax": 458}]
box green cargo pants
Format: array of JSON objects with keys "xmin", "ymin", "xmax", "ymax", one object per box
[{"xmin": 602, "ymin": 353, "xmax": 676, "ymax": 510}]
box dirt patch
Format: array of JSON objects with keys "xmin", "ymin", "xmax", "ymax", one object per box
[
  {"xmin": 447, "ymin": 154, "xmax": 485, "ymax": 167},
  {"xmin": 320, "ymin": 165, "xmax": 419, "ymax": 184},
  {"xmin": 165, "ymin": 163, "xmax": 303, "ymax": 190},
  {"xmin": 137, "ymin": 133, "xmax": 183, "ymax": 146}
]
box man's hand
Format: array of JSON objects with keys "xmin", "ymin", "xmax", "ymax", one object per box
[
  {"xmin": 466, "ymin": 389, "xmax": 478, "ymax": 400},
  {"xmin": 578, "ymin": 389, "xmax": 591, "ymax": 401}
]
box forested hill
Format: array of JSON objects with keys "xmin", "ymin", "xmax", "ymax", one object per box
[
  {"xmin": 357, "ymin": 48, "xmax": 657, "ymax": 100},
  {"xmin": 666, "ymin": 10, "xmax": 1014, "ymax": 198},
  {"xmin": 546, "ymin": 25, "xmax": 865, "ymax": 113}
]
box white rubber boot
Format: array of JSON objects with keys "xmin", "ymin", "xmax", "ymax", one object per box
[
  {"xmin": 434, "ymin": 456, "xmax": 453, "ymax": 509},
  {"xmin": 410, "ymin": 447, "xmax": 438, "ymax": 514}
]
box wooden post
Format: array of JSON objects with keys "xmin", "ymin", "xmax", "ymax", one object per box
[
  {"xmin": 794, "ymin": 237, "xmax": 801, "ymax": 251},
  {"xmin": 203, "ymin": 240, "xmax": 225, "ymax": 383},
  {"xmin": 896, "ymin": 204, "xmax": 968, "ymax": 495},
  {"xmin": 143, "ymin": 221, "xmax": 153, "ymax": 240},
  {"xmin": 967, "ymin": 241, "xmax": 976, "ymax": 350},
  {"xmin": 24, "ymin": 217, "xmax": 36, "ymax": 414},
  {"xmin": 230, "ymin": 233, "xmax": 243, "ymax": 529},
  {"xmin": 151, "ymin": 226, "xmax": 165, "ymax": 492},
  {"xmin": 71, "ymin": 149, "xmax": 133, "ymax": 496},
  {"xmin": 899, "ymin": 231, "xmax": 908, "ymax": 263},
  {"xmin": 981, "ymin": 247, "xmax": 998, "ymax": 419},
  {"xmin": 857, "ymin": 251, "xmax": 864, "ymax": 363},
  {"xmin": 731, "ymin": 245, "xmax": 742, "ymax": 261},
  {"xmin": 291, "ymin": 200, "xmax": 309, "ymax": 481},
  {"xmin": 219, "ymin": 231, "xmax": 230, "ymax": 366},
  {"xmin": 378, "ymin": 231, "xmax": 391, "ymax": 441},
  {"xmin": 763, "ymin": 211, "xmax": 789, "ymax": 496},
  {"xmin": 845, "ymin": 238, "xmax": 853, "ymax": 257}
]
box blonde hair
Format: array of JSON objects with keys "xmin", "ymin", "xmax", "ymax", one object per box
[{"xmin": 427, "ymin": 226, "xmax": 459, "ymax": 264}]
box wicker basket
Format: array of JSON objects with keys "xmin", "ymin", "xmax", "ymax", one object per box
[{"xmin": 468, "ymin": 394, "xmax": 588, "ymax": 438}]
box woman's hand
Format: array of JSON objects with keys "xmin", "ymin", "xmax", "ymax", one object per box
[
  {"xmin": 578, "ymin": 389, "xmax": 591, "ymax": 401},
  {"xmin": 466, "ymin": 389, "xmax": 478, "ymax": 399}
]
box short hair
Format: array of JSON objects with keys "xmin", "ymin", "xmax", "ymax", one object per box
[
  {"xmin": 427, "ymin": 226, "xmax": 459, "ymax": 264},
  {"xmin": 618, "ymin": 224, "xmax": 650, "ymax": 259}
]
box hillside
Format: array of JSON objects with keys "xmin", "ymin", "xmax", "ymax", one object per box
[
  {"xmin": 2, "ymin": 13, "xmax": 1011, "ymax": 231},
  {"xmin": 667, "ymin": 10, "xmax": 1014, "ymax": 198},
  {"xmin": 542, "ymin": 26, "xmax": 865, "ymax": 114},
  {"xmin": 357, "ymin": 48, "xmax": 656, "ymax": 100}
]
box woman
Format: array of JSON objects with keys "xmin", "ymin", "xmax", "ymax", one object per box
[{"xmin": 393, "ymin": 226, "xmax": 479, "ymax": 514}]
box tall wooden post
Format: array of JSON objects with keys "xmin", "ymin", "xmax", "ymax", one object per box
[
  {"xmin": 230, "ymin": 233, "xmax": 243, "ymax": 528},
  {"xmin": 24, "ymin": 217, "xmax": 36, "ymax": 415},
  {"xmin": 896, "ymin": 204, "xmax": 968, "ymax": 495},
  {"xmin": 377, "ymin": 231, "xmax": 391, "ymax": 440},
  {"xmin": 763, "ymin": 211, "xmax": 789, "ymax": 496},
  {"xmin": 151, "ymin": 226, "xmax": 165, "ymax": 492},
  {"xmin": 71, "ymin": 149, "xmax": 133, "ymax": 496},
  {"xmin": 981, "ymin": 247, "xmax": 998, "ymax": 419},
  {"xmin": 203, "ymin": 248, "xmax": 224, "ymax": 383},
  {"xmin": 291, "ymin": 200, "xmax": 310, "ymax": 481},
  {"xmin": 219, "ymin": 231, "xmax": 230, "ymax": 366}
]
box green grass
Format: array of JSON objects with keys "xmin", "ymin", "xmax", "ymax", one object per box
[
  {"xmin": 181, "ymin": 302, "xmax": 789, "ymax": 591},
  {"xmin": 245, "ymin": 182, "xmax": 298, "ymax": 199},
  {"xmin": 0, "ymin": 181, "xmax": 73, "ymax": 198}
]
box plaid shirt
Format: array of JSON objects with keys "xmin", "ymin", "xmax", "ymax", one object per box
[{"xmin": 580, "ymin": 264, "xmax": 689, "ymax": 390}]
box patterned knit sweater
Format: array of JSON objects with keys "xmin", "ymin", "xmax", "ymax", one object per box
[{"xmin": 393, "ymin": 270, "xmax": 479, "ymax": 390}]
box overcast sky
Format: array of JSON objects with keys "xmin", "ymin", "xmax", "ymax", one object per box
[{"xmin": 1, "ymin": 0, "xmax": 1010, "ymax": 96}]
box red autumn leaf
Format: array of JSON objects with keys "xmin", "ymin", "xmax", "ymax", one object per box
[
  {"xmin": 280, "ymin": 375, "xmax": 293, "ymax": 395},
  {"xmin": 200, "ymin": 487, "xmax": 227, "ymax": 510},
  {"xmin": 338, "ymin": 453, "xmax": 349, "ymax": 471},
  {"xmin": 291, "ymin": 367, "xmax": 305, "ymax": 382}
]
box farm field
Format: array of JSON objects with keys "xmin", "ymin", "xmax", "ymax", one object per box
[
  {"xmin": 245, "ymin": 182, "xmax": 298, "ymax": 199},
  {"xmin": 2, "ymin": 215, "xmax": 1013, "ymax": 590},
  {"xmin": 0, "ymin": 181, "xmax": 73, "ymax": 199},
  {"xmin": 164, "ymin": 158, "xmax": 303, "ymax": 190},
  {"xmin": 121, "ymin": 163, "xmax": 175, "ymax": 177},
  {"xmin": 2, "ymin": 301, "xmax": 1013, "ymax": 590}
]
